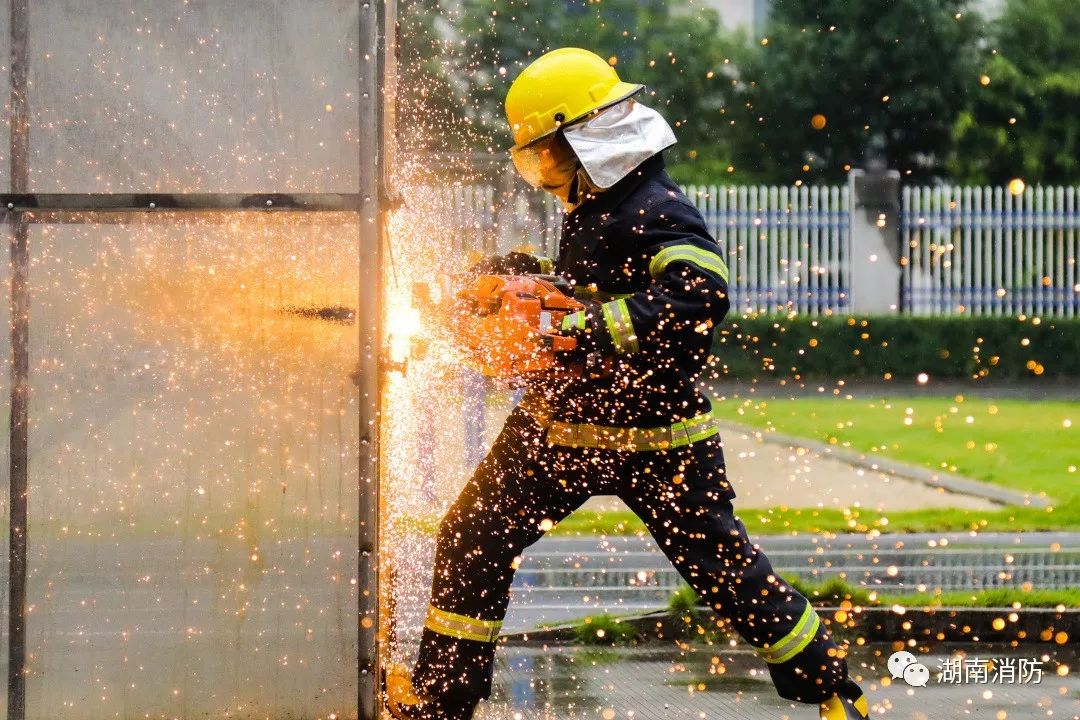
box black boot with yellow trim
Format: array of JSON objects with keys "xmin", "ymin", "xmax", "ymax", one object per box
[
  {"xmin": 387, "ymin": 604, "xmax": 499, "ymax": 720},
  {"xmin": 385, "ymin": 664, "xmax": 477, "ymax": 720},
  {"xmin": 819, "ymin": 679, "xmax": 871, "ymax": 720}
]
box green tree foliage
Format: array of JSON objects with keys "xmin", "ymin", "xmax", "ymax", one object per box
[
  {"xmin": 397, "ymin": 0, "xmax": 478, "ymax": 155},
  {"xmin": 727, "ymin": 0, "xmax": 980, "ymax": 184},
  {"xmin": 451, "ymin": 0, "xmax": 741, "ymax": 180},
  {"xmin": 949, "ymin": 0, "xmax": 1080, "ymax": 184}
]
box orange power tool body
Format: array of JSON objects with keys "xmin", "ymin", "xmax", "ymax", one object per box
[{"xmin": 456, "ymin": 274, "xmax": 585, "ymax": 378}]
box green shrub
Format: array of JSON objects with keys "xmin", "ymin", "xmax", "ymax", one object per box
[
  {"xmin": 713, "ymin": 315, "xmax": 1080, "ymax": 380},
  {"xmin": 570, "ymin": 614, "xmax": 638, "ymax": 646}
]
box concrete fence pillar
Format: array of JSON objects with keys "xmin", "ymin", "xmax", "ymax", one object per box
[{"xmin": 848, "ymin": 168, "xmax": 902, "ymax": 313}]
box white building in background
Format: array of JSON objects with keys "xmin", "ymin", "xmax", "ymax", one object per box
[
  {"xmin": 699, "ymin": 0, "xmax": 769, "ymax": 34},
  {"xmin": 701, "ymin": 0, "xmax": 1006, "ymax": 34}
]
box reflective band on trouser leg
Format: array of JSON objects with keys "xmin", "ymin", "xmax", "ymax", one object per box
[
  {"xmin": 754, "ymin": 603, "xmax": 821, "ymax": 665},
  {"xmin": 424, "ymin": 604, "xmax": 502, "ymax": 643},
  {"xmin": 601, "ymin": 298, "xmax": 639, "ymax": 354},
  {"xmin": 560, "ymin": 310, "xmax": 587, "ymax": 332},
  {"xmin": 649, "ymin": 244, "xmax": 730, "ymax": 282}
]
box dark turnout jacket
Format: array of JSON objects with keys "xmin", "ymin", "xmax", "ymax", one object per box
[{"xmin": 523, "ymin": 153, "xmax": 732, "ymax": 427}]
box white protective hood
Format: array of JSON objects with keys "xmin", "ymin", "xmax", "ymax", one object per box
[{"xmin": 563, "ymin": 99, "xmax": 677, "ymax": 190}]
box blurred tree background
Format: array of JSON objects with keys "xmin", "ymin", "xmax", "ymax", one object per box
[
  {"xmin": 398, "ymin": 0, "xmax": 1080, "ymax": 186},
  {"xmin": 726, "ymin": 0, "xmax": 980, "ymax": 184},
  {"xmin": 447, "ymin": 0, "xmax": 742, "ymax": 181},
  {"xmin": 949, "ymin": 0, "xmax": 1080, "ymax": 185}
]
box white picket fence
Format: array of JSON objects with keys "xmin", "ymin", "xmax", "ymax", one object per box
[
  {"xmin": 408, "ymin": 184, "xmax": 562, "ymax": 260},
  {"xmin": 901, "ymin": 185, "xmax": 1080, "ymax": 317},
  {"xmin": 417, "ymin": 182, "xmax": 1080, "ymax": 318},
  {"xmin": 685, "ymin": 185, "xmax": 851, "ymax": 314},
  {"xmin": 416, "ymin": 183, "xmax": 852, "ymax": 314}
]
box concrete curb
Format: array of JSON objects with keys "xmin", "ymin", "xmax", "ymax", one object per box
[
  {"xmin": 716, "ymin": 420, "xmax": 1052, "ymax": 508},
  {"xmin": 502, "ymin": 607, "xmax": 1078, "ymax": 647}
]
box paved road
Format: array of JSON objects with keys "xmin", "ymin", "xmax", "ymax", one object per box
[{"xmin": 478, "ymin": 644, "xmax": 1079, "ymax": 720}]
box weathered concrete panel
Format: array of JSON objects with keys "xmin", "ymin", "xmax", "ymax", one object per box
[{"xmin": 25, "ymin": 1, "xmax": 360, "ymax": 192}]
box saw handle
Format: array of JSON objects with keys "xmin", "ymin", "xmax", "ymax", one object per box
[{"xmin": 546, "ymin": 334, "xmax": 578, "ymax": 353}]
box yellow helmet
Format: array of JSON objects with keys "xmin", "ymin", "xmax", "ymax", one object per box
[{"xmin": 505, "ymin": 48, "xmax": 643, "ymax": 149}]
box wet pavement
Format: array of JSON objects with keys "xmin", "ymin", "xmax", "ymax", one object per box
[{"xmin": 478, "ymin": 644, "xmax": 1079, "ymax": 720}]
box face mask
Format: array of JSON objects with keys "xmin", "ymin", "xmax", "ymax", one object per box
[
  {"xmin": 563, "ymin": 99, "xmax": 677, "ymax": 189},
  {"xmin": 511, "ymin": 134, "xmax": 579, "ymax": 202}
]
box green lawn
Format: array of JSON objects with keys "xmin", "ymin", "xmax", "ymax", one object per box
[
  {"xmin": 551, "ymin": 394, "xmax": 1079, "ymax": 535},
  {"xmin": 715, "ymin": 395, "xmax": 1078, "ymax": 532}
]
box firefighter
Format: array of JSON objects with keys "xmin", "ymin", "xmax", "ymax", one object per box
[{"xmin": 388, "ymin": 47, "xmax": 871, "ymax": 720}]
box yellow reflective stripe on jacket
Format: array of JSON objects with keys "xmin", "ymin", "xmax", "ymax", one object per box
[
  {"xmin": 560, "ymin": 310, "xmax": 587, "ymax": 332},
  {"xmin": 537, "ymin": 256, "xmax": 554, "ymax": 274},
  {"xmin": 754, "ymin": 603, "xmax": 821, "ymax": 664},
  {"xmin": 649, "ymin": 244, "xmax": 730, "ymax": 283},
  {"xmin": 574, "ymin": 286, "xmax": 634, "ymax": 303},
  {"xmin": 601, "ymin": 298, "xmax": 639, "ymax": 354},
  {"xmin": 424, "ymin": 605, "xmax": 502, "ymax": 643}
]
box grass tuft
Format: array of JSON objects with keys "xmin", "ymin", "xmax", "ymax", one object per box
[{"xmin": 570, "ymin": 614, "xmax": 639, "ymax": 646}]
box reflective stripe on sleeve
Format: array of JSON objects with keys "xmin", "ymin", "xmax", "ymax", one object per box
[
  {"xmin": 754, "ymin": 603, "xmax": 821, "ymax": 664},
  {"xmin": 573, "ymin": 286, "xmax": 634, "ymax": 303},
  {"xmin": 560, "ymin": 310, "xmax": 587, "ymax": 332},
  {"xmin": 601, "ymin": 298, "xmax": 639, "ymax": 354},
  {"xmin": 424, "ymin": 604, "xmax": 502, "ymax": 643},
  {"xmin": 649, "ymin": 244, "xmax": 730, "ymax": 282}
]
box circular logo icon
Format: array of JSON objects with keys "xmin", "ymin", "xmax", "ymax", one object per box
[
  {"xmin": 903, "ymin": 662, "xmax": 931, "ymax": 687},
  {"xmin": 887, "ymin": 650, "xmax": 918, "ymax": 679}
]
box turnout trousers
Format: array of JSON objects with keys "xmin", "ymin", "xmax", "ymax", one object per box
[{"xmin": 412, "ymin": 408, "xmax": 848, "ymax": 707}]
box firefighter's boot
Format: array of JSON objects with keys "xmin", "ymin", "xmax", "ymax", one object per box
[
  {"xmin": 819, "ymin": 680, "xmax": 870, "ymax": 720},
  {"xmin": 385, "ymin": 665, "xmax": 475, "ymax": 720}
]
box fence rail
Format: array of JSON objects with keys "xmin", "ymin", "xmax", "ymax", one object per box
[{"xmin": 421, "ymin": 182, "xmax": 1080, "ymax": 318}]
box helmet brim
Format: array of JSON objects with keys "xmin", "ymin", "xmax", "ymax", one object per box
[{"xmin": 509, "ymin": 82, "xmax": 645, "ymax": 152}]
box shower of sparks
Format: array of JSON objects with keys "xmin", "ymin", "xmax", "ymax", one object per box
[
  {"xmin": 379, "ymin": 171, "xmax": 485, "ymax": 668},
  {"xmin": 5, "ymin": 2, "xmax": 1076, "ymax": 718}
]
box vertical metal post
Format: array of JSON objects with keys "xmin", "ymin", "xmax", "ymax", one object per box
[
  {"xmin": 6, "ymin": 1, "xmax": 30, "ymax": 720},
  {"xmin": 358, "ymin": 1, "xmax": 395, "ymax": 718}
]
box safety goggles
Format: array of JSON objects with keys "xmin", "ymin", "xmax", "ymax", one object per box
[{"xmin": 510, "ymin": 133, "xmax": 578, "ymax": 191}]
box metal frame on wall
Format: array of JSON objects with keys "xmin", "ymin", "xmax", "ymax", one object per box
[{"xmin": 2, "ymin": 2, "xmax": 395, "ymax": 719}]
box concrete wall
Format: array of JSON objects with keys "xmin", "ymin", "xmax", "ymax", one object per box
[
  {"xmin": 2, "ymin": 3, "xmax": 369, "ymax": 718},
  {"xmin": 14, "ymin": 0, "xmax": 361, "ymax": 194},
  {"xmin": 1, "ymin": 217, "xmax": 365, "ymax": 720}
]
